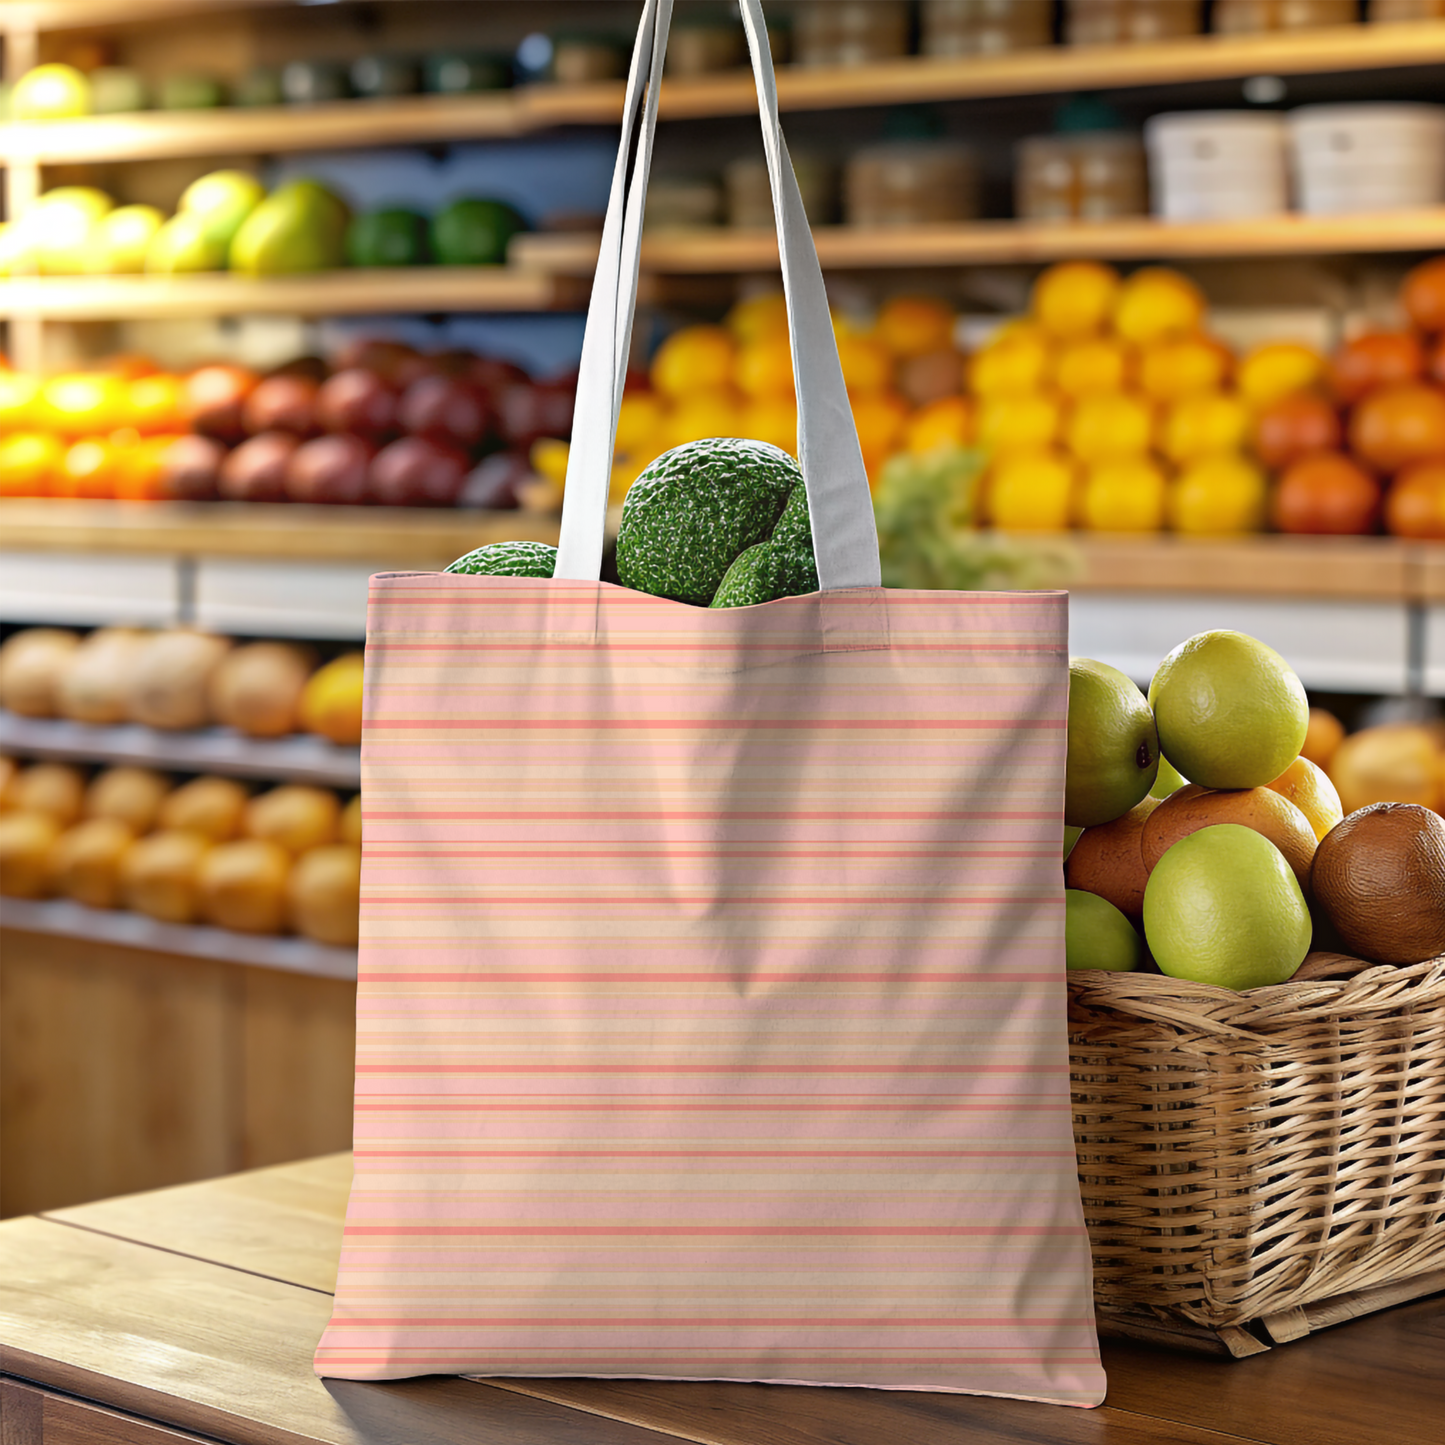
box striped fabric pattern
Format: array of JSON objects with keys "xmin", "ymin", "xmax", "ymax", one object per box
[{"xmin": 316, "ymin": 575, "xmax": 1104, "ymax": 1406}]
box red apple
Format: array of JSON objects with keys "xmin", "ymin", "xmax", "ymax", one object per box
[
  {"xmin": 497, "ymin": 381, "xmax": 575, "ymax": 449},
  {"xmin": 159, "ymin": 434, "xmax": 226, "ymax": 501},
  {"xmin": 458, "ymin": 451, "xmax": 528, "ymax": 509},
  {"xmin": 184, "ymin": 364, "xmax": 259, "ymax": 444},
  {"xmin": 397, "ymin": 374, "xmax": 494, "ymax": 448},
  {"xmin": 331, "ymin": 337, "xmax": 420, "ymax": 382},
  {"xmin": 242, "ymin": 374, "xmax": 320, "ymax": 438},
  {"xmin": 468, "ymin": 356, "xmax": 531, "ymax": 393},
  {"xmin": 219, "ymin": 432, "xmax": 300, "ymax": 502},
  {"xmin": 286, "ymin": 435, "xmax": 374, "ymax": 504},
  {"xmin": 267, "ymin": 354, "xmax": 329, "ymax": 384},
  {"xmin": 316, "ymin": 368, "xmax": 399, "ymax": 438},
  {"xmin": 369, "ymin": 436, "xmax": 469, "ymax": 506}
]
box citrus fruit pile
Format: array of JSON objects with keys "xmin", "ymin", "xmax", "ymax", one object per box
[
  {"xmin": 1300, "ymin": 705, "xmax": 1445, "ymax": 817},
  {"xmin": 0, "ymin": 757, "xmax": 361, "ymax": 947},
  {"xmin": 1064, "ymin": 628, "xmax": 1445, "ymax": 989}
]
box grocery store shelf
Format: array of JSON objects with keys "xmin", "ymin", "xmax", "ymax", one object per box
[
  {"xmin": 0, "ymin": 267, "xmax": 578, "ymax": 320},
  {"xmin": 0, "ymin": 713, "xmax": 360, "ymax": 788},
  {"xmin": 514, "ymin": 209, "xmax": 1445, "ymax": 276},
  {"xmin": 0, "ymin": 500, "xmax": 558, "ymax": 567},
  {"xmin": 6, "ymin": 23, "xmax": 1445, "ymax": 162},
  {"xmin": 0, "ymin": 896, "xmax": 357, "ymax": 982}
]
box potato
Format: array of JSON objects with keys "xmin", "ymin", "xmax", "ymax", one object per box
[
  {"xmin": 10, "ymin": 762, "xmax": 86, "ymax": 826},
  {"xmin": 339, "ymin": 793, "xmax": 362, "ymax": 847},
  {"xmin": 245, "ymin": 784, "xmax": 339, "ymax": 855},
  {"xmin": 49, "ymin": 817, "xmax": 135, "ymax": 909},
  {"xmin": 129, "ymin": 630, "xmax": 232, "ymax": 731},
  {"xmin": 158, "ymin": 774, "xmax": 249, "ymax": 842},
  {"xmin": 0, "ymin": 628, "xmax": 81, "ymax": 718},
  {"xmin": 209, "ymin": 641, "xmax": 315, "ymax": 739},
  {"xmin": 287, "ymin": 843, "xmax": 360, "ymax": 946},
  {"xmin": 0, "ymin": 811, "xmax": 62, "ymax": 897},
  {"xmin": 121, "ymin": 829, "xmax": 212, "ymax": 924},
  {"xmin": 298, "ymin": 651, "xmax": 363, "ymax": 746},
  {"xmin": 58, "ymin": 627, "xmax": 151, "ymax": 725},
  {"xmin": 85, "ymin": 766, "xmax": 171, "ymax": 833},
  {"xmin": 197, "ymin": 838, "xmax": 291, "ymax": 934}
]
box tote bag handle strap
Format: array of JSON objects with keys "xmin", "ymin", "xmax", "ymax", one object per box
[{"xmin": 554, "ymin": 0, "xmax": 881, "ymax": 594}]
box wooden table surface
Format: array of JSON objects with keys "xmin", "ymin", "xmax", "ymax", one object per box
[{"xmin": 1, "ymin": 1153, "xmax": 1441, "ymax": 1445}]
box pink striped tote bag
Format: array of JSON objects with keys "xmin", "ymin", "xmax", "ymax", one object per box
[{"xmin": 316, "ymin": 0, "xmax": 1105, "ymax": 1407}]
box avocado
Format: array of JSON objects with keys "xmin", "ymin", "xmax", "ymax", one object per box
[
  {"xmin": 709, "ymin": 476, "xmax": 818, "ymax": 609},
  {"xmin": 346, "ymin": 208, "xmax": 429, "ymax": 268},
  {"xmin": 445, "ymin": 540, "xmax": 558, "ymax": 577},
  {"xmin": 431, "ymin": 198, "xmax": 527, "ymax": 267}
]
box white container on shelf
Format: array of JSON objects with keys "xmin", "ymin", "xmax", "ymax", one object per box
[
  {"xmin": 1144, "ymin": 111, "xmax": 1290, "ymax": 221},
  {"xmin": 1287, "ymin": 103, "xmax": 1445, "ymax": 214}
]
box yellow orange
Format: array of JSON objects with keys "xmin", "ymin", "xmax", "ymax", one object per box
[
  {"xmin": 1112, "ymin": 267, "xmax": 1206, "ymax": 346},
  {"xmin": 1031, "ymin": 260, "xmax": 1121, "ymax": 339},
  {"xmin": 741, "ymin": 395, "xmax": 799, "ymax": 456},
  {"xmin": 1054, "ymin": 336, "xmax": 1134, "ymax": 399},
  {"xmin": 987, "ymin": 450, "xmax": 1076, "ymax": 532},
  {"xmin": 299, "ymin": 653, "xmax": 364, "ymax": 747},
  {"xmin": 54, "ymin": 438, "xmax": 120, "ymax": 499},
  {"xmin": 650, "ymin": 325, "xmax": 736, "ymax": 399},
  {"xmin": 113, "ymin": 432, "xmax": 181, "ymax": 501},
  {"xmin": 126, "ymin": 372, "xmax": 186, "ymax": 435},
  {"xmin": 1265, "ymin": 756, "xmax": 1344, "ymax": 843},
  {"xmin": 610, "ymin": 456, "xmax": 648, "ymax": 505},
  {"xmin": 904, "ymin": 395, "xmax": 973, "ymax": 455},
  {"xmin": 1137, "ymin": 334, "xmax": 1233, "ymax": 404},
  {"xmin": 1161, "ymin": 392, "xmax": 1250, "ymax": 466},
  {"xmin": 614, "ymin": 391, "xmax": 666, "ymax": 460},
  {"xmin": 1065, "ymin": 391, "xmax": 1155, "ymax": 463},
  {"xmin": 1237, "ymin": 342, "xmax": 1326, "ymax": 410},
  {"xmin": 1301, "ymin": 707, "xmax": 1346, "ymax": 770},
  {"xmin": 875, "ymin": 295, "xmax": 955, "ymax": 358},
  {"xmin": 736, "ymin": 333, "xmax": 795, "ymax": 399},
  {"xmin": 0, "ymin": 432, "xmax": 66, "ymax": 497},
  {"xmin": 0, "ymin": 370, "xmax": 41, "ymax": 431},
  {"xmin": 725, "ymin": 291, "xmax": 789, "ymax": 345},
  {"xmin": 836, "ymin": 333, "xmax": 894, "ymax": 396},
  {"xmin": 970, "ymin": 327, "xmax": 1054, "ymax": 397},
  {"xmin": 660, "ymin": 389, "xmax": 743, "ymax": 450},
  {"xmin": 851, "ymin": 391, "xmax": 910, "ymax": 484},
  {"xmin": 1168, "ymin": 454, "xmax": 1267, "ymax": 535},
  {"xmin": 1078, "ymin": 456, "xmax": 1168, "ymax": 533},
  {"xmin": 530, "ymin": 437, "xmax": 570, "ymax": 486},
  {"xmin": 37, "ymin": 371, "xmax": 129, "ymax": 437},
  {"xmin": 977, "ymin": 392, "xmax": 1061, "ymax": 456}
]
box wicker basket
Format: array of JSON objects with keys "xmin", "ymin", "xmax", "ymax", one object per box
[{"xmin": 1068, "ymin": 952, "xmax": 1445, "ymax": 1355}]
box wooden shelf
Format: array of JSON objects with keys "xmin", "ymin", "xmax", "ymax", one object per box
[
  {"xmin": 0, "ymin": 267, "xmax": 577, "ymax": 320},
  {"xmin": 0, "ymin": 500, "xmax": 559, "ymax": 567},
  {"xmin": 0, "ymin": 713, "xmax": 360, "ymax": 789},
  {"xmin": 6, "ymin": 22, "xmax": 1445, "ymax": 163},
  {"xmin": 514, "ymin": 209, "xmax": 1445, "ymax": 276},
  {"xmin": 0, "ymin": 896, "xmax": 357, "ymax": 982}
]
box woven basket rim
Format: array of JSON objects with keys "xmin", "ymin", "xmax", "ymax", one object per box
[{"xmin": 1067, "ymin": 951, "xmax": 1445, "ymax": 1039}]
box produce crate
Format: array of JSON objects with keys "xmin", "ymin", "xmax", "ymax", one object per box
[{"xmin": 1067, "ymin": 953, "xmax": 1445, "ymax": 1357}]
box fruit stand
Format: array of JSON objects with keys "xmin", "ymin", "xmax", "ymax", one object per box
[{"xmin": 2, "ymin": 5, "xmax": 1444, "ymax": 1384}]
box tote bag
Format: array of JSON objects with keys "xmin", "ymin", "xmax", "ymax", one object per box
[{"xmin": 317, "ymin": 0, "xmax": 1105, "ymax": 1406}]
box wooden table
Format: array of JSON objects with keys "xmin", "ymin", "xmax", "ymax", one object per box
[{"xmin": 1, "ymin": 1154, "xmax": 1441, "ymax": 1445}]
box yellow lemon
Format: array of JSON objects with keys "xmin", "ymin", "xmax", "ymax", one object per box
[
  {"xmin": 1161, "ymin": 392, "xmax": 1250, "ymax": 465},
  {"xmin": 904, "ymin": 395, "xmax": 973, "ymax": 454},
  {"xmin": 741, "ymin": 395, "xmax": 799, "ymax": 456},
  {"xmin": 1169, "ymin": 454, "xmax": 1267, "ymax": 535},
  {"xmin": 875, "ymin": 295, "xmax": 956, "ymax": 358},
  {"xmin": 650, "ymin": 325, "xmax": 736, "ymax": 399},
  {"xmin": 1055, "ymin": 336, "xmax": 1135, "ymax": 399},
  {"xmin": 1236, "ymin": 342, "xmax": 1327, "ymax": 410},
  {"xmin": 836, "ymin": 332, "xmax": 895, "ymax": 396},
  {"xmin": 988, "ymin": 449, "xmax": 1077, "ymax": 532},
  {"xmin": 614, "ymin": 391, "xmax": 666, "ymax": 460},
  {"xmin": 610, "ymin": 456, "xmax": 648, "ymax": 505},
  {"xmin": 1032, "ymin": 260, "xmax": 1122, "ymax": 339},
  {"xmin": 1079, "ymin": 456, "xmax": 1168, "ymax": 533},
  {"xmin": 298, "ymin": 654, "xmax": 364, "ymax": 747},
  {"xmin": 530, "ymin": 437, "xmax": 571, "ymax": 485},
  {"xmin": 736, "ymin": 333, "xmax": 795, "ymax": 399},
  {"xmin": 977, "ymin": 391, "xmax": 1061, "ymax": 456},
  {"xmin": 725, "ymin": 291, "xmax": 789, "ymax": 345},
  {"xmin": 1065, "ymin": 391, "xmax": 1155, "ymax": 463},
  {"xmin": 970, "ymin": 327, "xmax": 1054, "ymax": 397},
  {"xmin": 660, "ymin": 389, "xmax": 743, "ymax": 450},
  {"xmin": 1113, "ymin": 267, "xmax": 1206, "ymax": 346},
  {"xmin": 1138, "ymin": 334, "xmax": 1233, "ymax": 404},
  {"xmin": 852, "ymin": 391, "xmax": 911, "ymax": 484}
]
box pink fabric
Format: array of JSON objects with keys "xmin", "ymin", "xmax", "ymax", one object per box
[{"xmin": 316, "ymin": 574, "xmax": 1104, "ymax": 1406}]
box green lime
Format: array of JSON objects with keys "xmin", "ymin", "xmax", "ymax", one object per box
[
  {"xmin": 347, "ymin": 209, "xmax": 430, "ymax": 268},
  {"xmin": 1065, "ymin": 889, "xmax": 1141, "ymax": 972},
  {"xmin": 1142, "ymin": 823, "xmax": 1311, "ymax": 990},
  {"xmin": 1149, "ymin": 755, "xmax": 1189, "ymax": 800},
  {"xmin": 431, "ymin": 198, "xmax": 527, "ymax": 267},
  {"xmin": 1066, "ymin": 658, "xmax": 1159, "ymax": 828},
  {"xmin": 1148, "ymin": 630, "xmax": 1308, "ymax": 790}
]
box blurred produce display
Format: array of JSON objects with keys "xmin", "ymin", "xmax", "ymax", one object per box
[
  {"xmin": 0, "ymin": 172, "xmax": 527, "ymax": 278},
  {"xmin": 0, "ymin": 756, "xmax": 361, "ymax": 945},
  {"xmin": 0, "ymin": 626, "xmax": 362, "ymax": 745},
  {"xmin": 1302, "ymin": 704, "xmax": 1445, "ymax": 815},
  {"xmin": 0, "ymin": 340, "xmax": 573, "ymax": 509}
]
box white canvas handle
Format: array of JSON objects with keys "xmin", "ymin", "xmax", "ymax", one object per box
[{"xmin": 554, "ymin": 0, "xmax": 881, "ymax": 593}]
